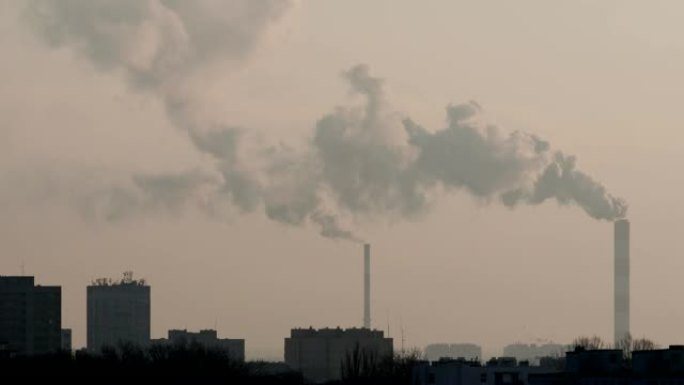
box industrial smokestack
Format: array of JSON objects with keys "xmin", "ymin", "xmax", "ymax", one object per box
[
  {"xmin": 614, "ymin": 219, "xmax": 630, "ymax": 344},
  {"xmin": 364, "ymin": 243, "xmax": 371, "ymax": 329}
]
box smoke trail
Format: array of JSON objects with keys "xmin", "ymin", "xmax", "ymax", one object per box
[
  {"xmin": 21, "ymin": 2, "xmax": 626, "ymax": 242},
  {"xmin": 23, "ymin": 0, "xmax": 298, "ymax": 220},
  {"xmin": 500, "ymin": 153, "xmax": 628, "ymax": 220},
  {"xmin": 22, "ymin": 0, "xmax": 366, "ymax": 241},
  {"xmin": 311, "ymin": 65, "xmax": 627, "ymax": 221}
]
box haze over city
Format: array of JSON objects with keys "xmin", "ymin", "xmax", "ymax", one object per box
[{"xmin": 1, "ymin": 0, "xmax": 683, "ymax": 362}]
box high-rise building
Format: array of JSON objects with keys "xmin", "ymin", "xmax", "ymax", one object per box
[
  {"xmin": 614, "ymin": 219, "xmax": 630, "ymax": 345},
  {"xmin": 285, "ymin": 327, "xmax": 393, "ymax": 383},
  {"xmin": 0, "ymin": 276, "xmax": 61, "ymax": 355},
  {"xmin": 87, "ymin": 271, "xmax": 150, "ymax": 351}
]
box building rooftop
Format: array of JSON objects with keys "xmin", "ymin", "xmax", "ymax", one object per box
[
  {"xmin": 89, "ymin": 271, "xmax": 147, "ymax": 287},
  {"xmin": 289, "ymin": 327, "xmax": 387, "ymax": 338}
]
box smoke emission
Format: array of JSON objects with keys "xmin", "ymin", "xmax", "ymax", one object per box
[{"xmin": 21, "ymin": 1, "xmax": 627, "ymax": 241}]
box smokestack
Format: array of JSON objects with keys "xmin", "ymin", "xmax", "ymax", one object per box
[
  {"xmin": 364, "ymin": 243, "xmax": 371, "ymax": 329},
  {"xmin": 614, "ymin": 219, "xmax": 630, "ymax": 344}
]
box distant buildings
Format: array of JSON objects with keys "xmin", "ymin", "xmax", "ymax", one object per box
[
  {"xmin": 285, "ymin": 327, "xmax": 393, "ymax": 383},
  {"xmin": 425, "ymin": 343, "xmax": 482, "ymax": 362},
  {"xmin": 61, "ymin": 329, "xmax": 72, "ymax": 351},
  {"xmin": 87, "ymin": 271, "xmax": 150, "ymax": 351},
  {"xmin": 414, "ymin": 357, "xmax": 556, "ymax": 385},
  {"xmin": 503, "ymin": 343, "xmax": 565, "ymax": 364},
  {"xmin": 0, "ymin": 276, "xmax": 61, "ymax": 355},
  {"xmin": 152, "ymin": 329, "xmax": 245, "ymax": 362}
]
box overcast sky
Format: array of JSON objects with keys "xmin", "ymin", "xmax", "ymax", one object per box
[{"xmin": 1, "ymin": 1, "xmax": 684, "ymax": 359}]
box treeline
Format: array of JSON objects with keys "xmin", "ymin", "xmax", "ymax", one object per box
[
  {"xmin": 0, "ymin": 343, "xmax": 425, "ymax": 385},
  {"xmin": 0, "ymin": 342, "xmax": 303, "ymax": 385},
  {"xmin": 336, "ymin": 347, "xmax": 424, "ymax": 385}
]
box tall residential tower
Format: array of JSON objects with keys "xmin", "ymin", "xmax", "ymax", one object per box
[
  {"xmin": 87, "ymin": 271, "xmax": 150, "ymax": 351},
  {"xmin": 0, "ymin": 276, "xmax": 61, "ymax": 355}
]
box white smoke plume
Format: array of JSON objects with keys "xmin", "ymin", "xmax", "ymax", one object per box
[{"xmin": 21, "ymin": 2, "xmax": 626, "ymax": 242}]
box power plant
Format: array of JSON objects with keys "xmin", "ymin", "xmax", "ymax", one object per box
[
  {"xmin": 363, "ymin": 243, "xmax": 371, "ymax": 329},
  {"xmin": 614, "ymin": 219, "xmax": 630, "ymax": 344}
]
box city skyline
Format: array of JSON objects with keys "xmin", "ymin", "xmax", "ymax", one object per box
[{"xmin": 2, "ymin": 1, "xmax": 684, "ymax": 361}]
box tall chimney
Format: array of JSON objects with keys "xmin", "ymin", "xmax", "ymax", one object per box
[
  {"xmin": 364, "ymin": 243, "xmax": 371, "ymax": 329},
  {"xmin": 614, "ymin": 219, "xmax": 630, "ymax": 345}
]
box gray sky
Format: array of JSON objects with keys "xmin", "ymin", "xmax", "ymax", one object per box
[{"xmin": 1, "ymin": 1, "xmax": 683, "ymax": 359}]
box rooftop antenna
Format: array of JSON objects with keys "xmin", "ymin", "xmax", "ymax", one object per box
[
  {"xmin": 123, "ymin": 270, "xmax": 133, "ymax": 283},
  {"xmin": 20, "ymin": 259, "xmax": 25, "ymax": 276},
  {"xmin": 400, "ymin": 316, "xmax": 405, "ymax": 353}
]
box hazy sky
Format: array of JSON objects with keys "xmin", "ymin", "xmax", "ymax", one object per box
[{"xmin": 1, "ymin": 1, "xmax": 684, "ymax": 359}]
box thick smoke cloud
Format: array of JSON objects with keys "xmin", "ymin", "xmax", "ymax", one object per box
[
  {"xmin": 23, "ymin": 0, "xmax": 296, "ymax": 223},
  {"xmin": 26, "ymin": 0, "xmax": 292, "ymax": 92},
  {"xmin": 22, "ymin": 1, "xmax": 626, "ymax": 242},
  {"xmin": 310, "ymin": 65, "xmax": 627, "ymax": 222}
]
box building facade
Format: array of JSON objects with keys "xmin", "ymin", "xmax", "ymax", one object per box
[
  {"xmin": 152, "ymin": 329, "xmax": 245, "ymax": 362},
  {"xmin": 285, "ymin": 327, "xmax": 393, "ymax": 383},
  {"xmin": 87, "ymin": 272, "xmax": 150, "ymax": 351},
  {"xmin": 0, "ymin": 276, "xmax": 61, "ymax": 355}
]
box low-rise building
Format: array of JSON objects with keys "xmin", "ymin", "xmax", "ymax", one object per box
[
  {"xmin": 632, "ymin": 345, "xmax": 684, "ymax": 380},
  {"xmin": 414, "ymin": 357, "xmax": 557, "ymax": 385},
  {"xmin": 284, "ymin": 327, "xmax": 393, "ymax": 383},
  {"xmin": 152, "ymin": 329, "xmax": 245, "ymax": 362},
  {"xmin": 528, "ymin": 348, "xmax": 628, "ymax": 385}
]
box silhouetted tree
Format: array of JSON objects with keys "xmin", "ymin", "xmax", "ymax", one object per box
[
  {"xmin": 632, "ymin": 337, "xmax": 658, "ymax": 352},
  {"xmin": 572, "ymin": 335, "xmax": 606, "ymax": 350},
  {"xmin": 615, "ymin": 333, "xmax": 658, "ymax": 359},
  {"xmin": 340, "ymin": 346, "xmax": 423, "ymax": 385}
]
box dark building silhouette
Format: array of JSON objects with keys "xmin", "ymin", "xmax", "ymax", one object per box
[
  {"xmin": 414, "ymin": 357, "xmax": 556, "ymax": 385},
  {"xmin": 527, "ymin": 346, "xmax": 684, "ymax": 384},
  {"xmin": 424, "ymin": 343, "xmax": 482, "ymax": 362},
  {"xmin": 285, "ymin": 327, "xmax": 393, "ymax": 383},
  {"xmin": 632, "ymin": 345, "xmax": 684, "ymax": 377},
  {"xmin": 614, "ymin": 219, "xmax": 630, "ymax": 344},
  {"xmin": 151, "ymin": 329, "xmax": 245, "ymax": 362},
  {"xmin": 565, "ymin": 348, "xmax": 624, "ymax": 374},
  {"xmin": 0, "ymin": 276, "xmax": 61, "ymax": 355},
  {"xmin": 87, "ymin": 271, "xmax": 150, "ymax": 351}
]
